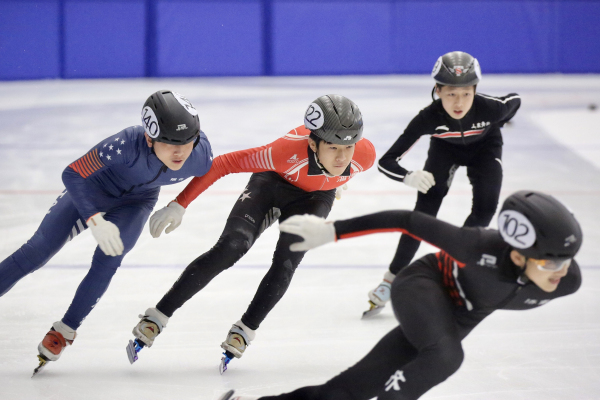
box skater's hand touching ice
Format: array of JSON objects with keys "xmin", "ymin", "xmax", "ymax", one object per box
[
  {"xmin": 149, "ymin": 201, "xmax": 186, "ymax": 238},
  {"xmin": 87, "ymin": 213, "xmax": 124, "ymax": 256},
  {"xmin": 404, "ymin": 170, "xmax": 435, "ymax": 194},
  {"xmin": 279, "ymin": 214, "xmax": 336, "ymax": 251}
]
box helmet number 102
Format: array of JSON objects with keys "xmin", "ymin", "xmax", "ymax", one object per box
[{"xmin": 498, "ymin": 210, "xmax": 536, "ymax": 249}]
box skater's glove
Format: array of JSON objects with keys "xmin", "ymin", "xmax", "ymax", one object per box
[
  {"xmin": 335, "ymin": 183, "xmax": 348, "ymax": 200},
  {"xmin": 149, "ymin": 201, "xmax": 186, "ymax": 238},
  {"xmin": 279, "ymin": 214, "xmax": 336, "ymax": 252},
  {"xmin": 404, "ymin": 170, "xmax": 435, "ymax": 194},
  {"xmin": 87, "ymin": 213, "xmax": 124, "ymax": 257}
]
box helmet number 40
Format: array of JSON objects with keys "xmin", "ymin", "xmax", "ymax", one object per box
[{"xmin": 142, "ymin": 106, "xmax": 160, "ymax": 139}]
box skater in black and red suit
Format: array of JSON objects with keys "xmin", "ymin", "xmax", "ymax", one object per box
[{"xmin": 220, "ymin": 190, "xmax": 582, "ymax": 400}]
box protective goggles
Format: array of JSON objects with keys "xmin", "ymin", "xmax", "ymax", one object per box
[{"xmin": 530, "ymin": 258, "xmax": 572, "ymax": 272}]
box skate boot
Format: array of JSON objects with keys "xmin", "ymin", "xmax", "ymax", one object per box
[
  {"xmin": 126, "ymin": 307, "xmax": 169, "ymax": 364},
  {"xmin": 219, "ymin": 320, "xmax": 256, "ymax": 374},
  {"xmin": 33, "ymin": 321, "xmax": 77, "ymax": 377},
  {"xmin": 363, "ymin": 270, "xmax": 396, "ymax": 319}
]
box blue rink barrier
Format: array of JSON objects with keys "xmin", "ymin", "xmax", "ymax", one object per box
[{"xmin": 1, "ymin": 0, "xmax": 599, "ymax": 80}]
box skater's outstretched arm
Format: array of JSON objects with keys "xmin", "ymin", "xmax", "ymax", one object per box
[
  {"xmin": 377, "ymin": 112, "xmax": 427, "ymax": 183},
  {"xmin": 279, "ymin": 211, "xmax": 484, "ymax": 264}
]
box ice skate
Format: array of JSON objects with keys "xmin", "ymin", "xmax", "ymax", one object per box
[
  {"xmin": 362, "ymin": 271, "xmax": 395, "ymax": 319},
  {"xmin": 219, "ymin": 321, "xmax": 256, "ymax": 374},
  {"xmin": 32, "ymin": 321, "xmax": 76, "ymax": 377},
  {"xmin": 127, "ymin": 307, "xmax": 169, "ymax": 364},
  {"xmin": 219, "ymin": 390, "xmax": 259, "ymax": 400}
]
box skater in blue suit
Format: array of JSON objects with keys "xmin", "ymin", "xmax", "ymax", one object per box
[{"xmin": 0, "ymin": 90, "xmax": 213, "ymax": 375}]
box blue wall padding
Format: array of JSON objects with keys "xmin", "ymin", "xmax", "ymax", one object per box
[
  {"xmin": 63, "ymin": 0, "xmax": 146, "ymax": 78},
  {"xmin": 392, "ymin": 1, "xmax": 556, "ymax": 73},
  {"xmin": 0, "ymin": 0, "xmax": 599, "ymax": 80},
  {"xmin": 272, "ymin": 1, "xmax": 393, "ymax": 75},
  {"xmin": 155, "ymin": 0, "xmax": 263, "ymax": 76},
  {"xmin": 0, "ymin": 1, "xmax": 60, "ymax": 80},
  {"xmin": 557, "ymin": 1, "xmax": 600, "ymax": 73}
]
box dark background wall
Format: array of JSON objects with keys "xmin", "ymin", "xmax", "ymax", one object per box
[{"xmin": 1, "ymin": 0, "xmax": 599, "ymax": 80}]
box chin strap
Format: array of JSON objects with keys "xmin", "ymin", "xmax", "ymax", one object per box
[
  {"xmin": 313, "ymin": 152, "xmax": 334, "ymax": 177},
  {"xmin": 431, "ymin": 86, "xmax": 437, "ymax": 102},
  {"xmin": 516, "ymin": 257, "xmax": 530, "ymax": 285}
]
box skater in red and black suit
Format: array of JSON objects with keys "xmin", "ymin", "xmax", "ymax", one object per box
[
  {"xmin": 128, "ymin": 95, "xmax": 376, "ymax": 372},
  {"xmin": 220, "ymin": 190, "xmax": 582, "ymax": 400},
  {"xmin": 367, "ymin": 51, "xmax": 521, "ymax": 316}
]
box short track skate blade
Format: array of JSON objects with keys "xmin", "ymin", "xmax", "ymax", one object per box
[
  {"xmin": 219, "ymin": 390, "xmax": 235, "ymax": 400},
  {"xmin": 219, "ymin": 351, "xmax": 235, "ymax": 375},
  {"xmin": 126, "ymin": 339, "xmax": 144, "ymax": 364},
  {"xmin": 362, "ymin": 304, "xmax": 385, "ymax": 319},
  {"xmin": 32, "ymin": 355, "xmax": 48, "ymax": 378}
]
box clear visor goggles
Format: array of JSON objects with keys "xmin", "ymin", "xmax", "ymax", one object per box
[{"xmin": 530, "ymin": 258, "xmax": 572, "ymax": 272}]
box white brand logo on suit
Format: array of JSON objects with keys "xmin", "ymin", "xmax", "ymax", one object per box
[{"xmin": 385, "ymin": 370, "xmax": 406, "ymax": 391}]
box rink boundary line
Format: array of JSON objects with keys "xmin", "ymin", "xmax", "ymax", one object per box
[{"xmin": 40, "ymin": 264, "xmax": 600, "ymax": 270}]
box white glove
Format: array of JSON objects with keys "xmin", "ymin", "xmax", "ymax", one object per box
[
  {"xmin": 87, "ymin": 213, "xmax": 124, "ymax": 257},
  {"xmin": 335, "ymin": 183, "xmax": 348, "ymax": 200},
  {"xmin": 279, "ymin": 214, "xmax": 336, "ymax": 252},
  {"xmin": 404, "ymin": 170, "xmax": 435, "ymax": 194},
  {"xmin": 149, "ymin": 201, "xmax": 186, "ymax": 238}
]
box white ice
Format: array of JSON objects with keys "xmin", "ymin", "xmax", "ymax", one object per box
[{"xmin": 0, "ymin": 76, "xmax": 599, "ymax": 400}]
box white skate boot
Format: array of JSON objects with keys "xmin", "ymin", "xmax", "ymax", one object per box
[
  {"xmin": 33, "ymin": 321, "xmax": 77, "ymax": 377},
  {"xmin": 127, "ymin": 307, "xmax": 169, "ymax": 364},
  {"xmin": 219, "ymin": 320, "xmax": 256, "ymax": 374},
  {"xmin": 363, "ymin": 270, "xmax": 396, "ymax": 319}
]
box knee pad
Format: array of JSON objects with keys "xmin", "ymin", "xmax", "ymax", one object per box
[
  {"xmin": 13, "ymin": 231, "xmax": 66, "ymax": 274},
  {"xmin": 214, "ymin": 229, "xmax": 253, "ymax": 260}
]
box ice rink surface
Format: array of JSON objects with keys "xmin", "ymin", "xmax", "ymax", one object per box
[{"xmin": 1, "ymin": 75, "xmax": 599, "ymax": 399}]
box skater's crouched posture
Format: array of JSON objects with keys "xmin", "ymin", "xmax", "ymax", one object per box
[
  {"xmin": 129, "ymin": 95, "xmax": 376, "ymax": 372},
  {"xmin": 221, "ymin": 190, "xmax": 582, "ymax": 399},
  {"xmin": 0, "ymin": 90, "xmax": 213, "ymax": 375}
]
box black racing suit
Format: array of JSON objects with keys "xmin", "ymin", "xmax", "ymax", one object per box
[
  {"xmin": 261, "ymin": 210, "xmax": 581, "ymax": 400},
  {"xmin": 156, "ymin": 171, "xmax": 335, "ymax": 330},
  {"xmin": 378, "ymin": 93, "xmax": 521, "ymax": 274}
]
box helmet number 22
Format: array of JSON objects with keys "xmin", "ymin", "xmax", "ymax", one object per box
[{"xmin": 304, "ymin": 102, "xmax": 324, "ymax": 129}]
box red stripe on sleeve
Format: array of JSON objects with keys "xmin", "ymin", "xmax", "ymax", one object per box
[
  {"xmin": 68, "ymin": 161, "xmax": 85, "ymax": 178},
  {"xmin": 79, "ymin": 155, "xmax": 95, "ymax": 177},
  {"xmin": 75, "ymin": 160, "xmax": 91, "ymax": 178},
  {"xmin": 338, "ymin": 227, "xmax": 424, "ymax": 243},
  {"xmin": 89, "ymin": 150, "xmax": 104, "ymax": 171}
]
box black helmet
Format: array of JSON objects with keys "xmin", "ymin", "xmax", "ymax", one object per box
[
  {"xmin": 141, "ymin": 90, "xmax": 200, "ymax": 145},
  {"xmin": 498, "ymin": 191, "xmax": 582, "ymax": 260},
  {"xmin": 304, "ymin": 94, "xmax": 363, "ymax": 145},
  {"xmin": 432, "ymin": 51, "xmax": 481, "ymax": 87}
]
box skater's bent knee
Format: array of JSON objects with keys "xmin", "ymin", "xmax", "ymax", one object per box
[
  {"xmin": 432, "ymin": 336, "xmax": 464, "ymax": 376},
  {"xmin": 217, "ymin": 230, "xmax": 252, "ymax": 257}
]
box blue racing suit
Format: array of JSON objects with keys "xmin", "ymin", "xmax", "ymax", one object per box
[{"xmin": 0, "ymin": 125, "xmax": 212, "ymax": 329}]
